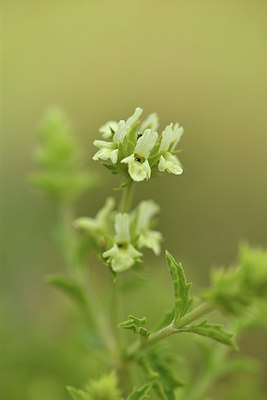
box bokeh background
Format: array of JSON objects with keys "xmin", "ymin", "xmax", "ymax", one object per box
[{"xmin": 1, "ymin": 0, "xmax": 267, "ymax": 399}]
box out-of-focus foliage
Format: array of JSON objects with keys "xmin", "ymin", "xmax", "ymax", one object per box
[
  {"xmin": 204, "ymin": 245, "xmax": 267, "ymax": 315},
  {"xmin": 29, "ymin": 108, "xmax": 100, "ymax": 202}
]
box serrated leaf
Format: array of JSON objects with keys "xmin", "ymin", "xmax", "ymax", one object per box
[
  {"xmin": 120, "ymin": 315, "xmax": 150, "ymax": 337},
  {"xmin": 146, "ymin": 353, "xmax": 186, "ymax": 400},
  {"xmin": 185, "ymin": 320, "xmax": 237, "ymax": 348},
  {"xmin": 127, "ymin": 383, "xmax": 152, "ymax": 400},
  {"xmin": 67, "ymin": 386, "xmax": 88, "ymax": 400},
  {"xmin": 46, "ymin": 275, "xmax": 88, "ymax": 310},
  {"xmin": 166, "ymin": 251, "xmax": 193, "ymax": 321}
]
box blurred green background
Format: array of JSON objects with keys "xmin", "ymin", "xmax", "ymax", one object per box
[{"xmin": 1, "ymin": 0, "xmax": 267, "ymax": 399}]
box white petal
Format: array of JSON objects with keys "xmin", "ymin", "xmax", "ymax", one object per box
[
  {"xmin": 103, "ymin": 244, "xmax": 141, "ymax": 272},
  {"xmin": 121, "ymin": 153, "xmax": 135, "ymax": 165},
  {"xmin": 125, "ymin": 107, "xmax": 143, "ymax": 127},
  {"xmin": 103, "ymin": 244, "xmax": 118, "ymax": 259},
  {"xmin": 128, "ymin": 158, "xmax": 151, "ymax": 182},
  {"xmin": 93, "ymin": 139, "xmax": 115, "ymax": 149},
  {"xmin": 140, "ymin": 112, "xmax": 159, "ymax": 132},
  {"xmin": 115, "ymin": 213, "xmax": 130, "ymax": 243},
  {"xmin": 158, "ymin": 155, "xmax": 167, "ymax": 172},
  {"xmin": 92, "ymin": 147, "xmax": 118, "ymax": 163},
  {"xmin": 135, "ymin": 129, "xmax": 158, "ymax": 159},
  {"xmin": 74, "ymin": 217, "xmax": 98, "ymax": 231},
  {"xmin": 75, "ymin": 197, "xmax": 115, "ymax": 233},
  {"xmin": 96, "ymin": 197, "xmax": 115, "ymax": 223},
  {"xmin": 165, "ymin": 153, "xmax": 183, "ymax": 174},
  {"xmin": 159, "ymin": 124, "xmax": 175, "ymax": 152},
  {"xmin": 98, "ymin": 121, "xmax": 118, "ymax": 139},
  {"xmin": 137, "ymin": 230, "xmax": 162, "ymax": 255},
  {"xmin": 172, "ymin": 123, "xmax": 184, "ymax": 151},
  {"xmin": 137, "ymin": 200, "xmax": 160, "ymax": 230},
  {"xmin": 113, "ymin": 120, "xmax": 127, "ymax": 144}
]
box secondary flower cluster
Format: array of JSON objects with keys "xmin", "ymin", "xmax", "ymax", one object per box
[
  {"xmin": 93, "ymin": 107, "xmax": 184, "ymax": 182},
  {"xmin": 75, "ymin": 198, "xmax": 162, "ymax": 273}
]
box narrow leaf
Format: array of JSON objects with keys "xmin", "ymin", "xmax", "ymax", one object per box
[
  {"xmin": 185, "ymin": 320, "xmax": 237, "ymax": 348},
  {"xmin": 166, "ymin": 251, "xmax": 193, "ymax": 320},
  {"xmin": 46, "ymin": 275, "xmax": 88, "ymax": 310}
]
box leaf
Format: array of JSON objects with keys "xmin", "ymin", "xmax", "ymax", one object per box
[
  {"xmin": 46, "ymin": 275, "xmax": 88, "ymax": 310},
  {"xmin": 119, "ymin": 315, "xmax": 150, "ymax": 337},
  {"xmin": 184, "ymin": 320, "xmax": 237, "ymax": 348},
  {"xmin": 146, "ymin": 352, "xmax": 186, "ymax": 400},
  {"xmin": 103, "ymin": 163, "xmax": 119, "ymax": 174},
  {"xmin": 67, "ymin": 386, "xmax": 88, "ymax": 400},
  {"xmin": 155, "ymin": 308, "xmax": 175, "ymax": 331},
  {"xmin": 127, "ymin": 383, "xmax": 152, "ymax": 400},
  {"xmin": 166, "ymin": 251, "xmax": 193, "ymax": 321}
]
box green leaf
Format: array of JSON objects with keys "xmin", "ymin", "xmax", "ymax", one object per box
[
  {"xmin": 146, "ymin": 353, "xmax": 186, "ymax": 400},
  {"xmin": 166, "ymin": 251, "xmax": 193, "ymax": 321},
  {"xmin": 67, "ymin": 386, "xmax": 88, "ymax": 400},
  {"xmin": 127, "ymin": 383, "xmax": 152, "ymax": 400},
  {"xmin": 155, "ymin": 308, "xmax": 175, "ymax": 331},
  {"xmin": 184, "ymin": 320, "xmax": 237, "ymax": 348},
  {"xmin": 118, "ymin": 126, "xmax": 138, "ymax": 161},
  {"xmin": 103, "ymin": 163, "xmax": 119, "ymax": 174},
  {"xmin": 119, "ymin": 315, "xmax": 150, "ymax": 337},
  {"xmin": 46, "ymin": 275, "xmax": 88, "ymax": 310}
]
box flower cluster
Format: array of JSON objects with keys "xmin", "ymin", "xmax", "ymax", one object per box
[
  {"xmin": 93, "ymin": 107, "xmax": 184, "ymax": 182},
  {"xmin": 75, "ymin": 199, "xmax": 162, "ymax": 273}
]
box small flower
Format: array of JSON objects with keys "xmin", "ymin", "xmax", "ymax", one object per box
[
  {"xmin": 139, "ymin": 113, "xmax": 159, "ymax": 133},
  {"xmin": 74, "ymin": 197, "xmax": 115, "ymax": 235},
  {"xmin": 135, "ymin": 200, "xmax": 162, "ymax": 255},
  {"xmin": 98, "ymin": 121, "xmax": 118, "ymax": 140},
  {"xmin": 121, "ymin": 129, "xmax": 158, "ymax": 182},
  {"xmin": 93, "ymin": 108, "xmax": 143, "ymax": 164},
  {"xmin": 158, "ymin": 123, "xmax": 184, "ymax": 175},
  {"xmin": 103, "ymin": 213, "xmax": 142, "ymax": 272}
]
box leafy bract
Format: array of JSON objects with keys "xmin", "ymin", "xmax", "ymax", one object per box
[
  {"xmin": 68, "ymin": 372, "xmax": 122, "ymax": 400},
  {"xmin": 120, "ymin": 315, "xmax": 150, "ymax": 337},
  {"xmin": 145, "ymin": 352, "xmax": 186, "ymax": 400},
  {"xmin": 30, "ymin": 107, "xmax": 100, "ymax": 201},
  {"xmin": 166, "ymin": 251, "xmax": 193, "ymax": 321},
  {"xmin": 67, "ymin": 387, "xmax": 88, "ymax": 400},
  {"xmin": 184, "ymin": 320, "xmax": 237, "ymax": 349},
  {"xmin": 127, "ymin": 383, "xmax": 152, "ymax": 400}
]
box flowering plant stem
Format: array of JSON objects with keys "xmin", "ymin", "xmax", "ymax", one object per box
[
  {"xmin": 126, "ymin": 302, "xmax": 214, "ymax": 359},
  {"xmin": 119, "ymin": 180, "xmax": 135, "ymax": 213},
  {"xmin": 32, "ymin": 107, "xmax": 267, "ymax": 400}
]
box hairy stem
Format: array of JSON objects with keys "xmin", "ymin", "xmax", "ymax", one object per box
[
  {"xmin": 126, "ymin": 302, "xmax": 213, "ymax": 358},
  {"xmin": 119, "ymin": 180, "xmax": 135, "ymax": 213}
]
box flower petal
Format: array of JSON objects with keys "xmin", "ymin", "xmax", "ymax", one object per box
[
  {"xmin": 122, "ymin": 155, "xmax": 151, "ymax": 182},
  {"xmin": 158, "ymin": 153, "xmax": 183, "ymax": 175},
  {"xmin": 135, "ymin": 129, "xmax": 158, "ymax": 159},
  {"xmin": 98, "ymin": 121, "xmax": 118, "ymax": 139},
  {"xmin": 115, "ymin": 213, "xmax": 130, "ymax": 243},
  {"xmin": 137, "ymin": 200, "xmax": 160, "ymax": 230},
  {"xmin": 172, "ymin": 123, "xmax": 184, "ymax": 151},
  {"xmin": 139, "ymin": 112, "xmax": 159, "ymax": 132},
  {"xmin": 93, "ymin": 147, "xmax": 118, "ymax": 163},
  {"xmin": 137, "ymin": 230, "xmax": 162, "ymax": 255}
]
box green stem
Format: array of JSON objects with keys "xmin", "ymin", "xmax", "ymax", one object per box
[
  {"xmin": 126, "ymin": 302, "xmax": 213, "ymax": 358},
  {"xmin": 119, "ymin": 180, "xmax": 134, "ymax": 213}
]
